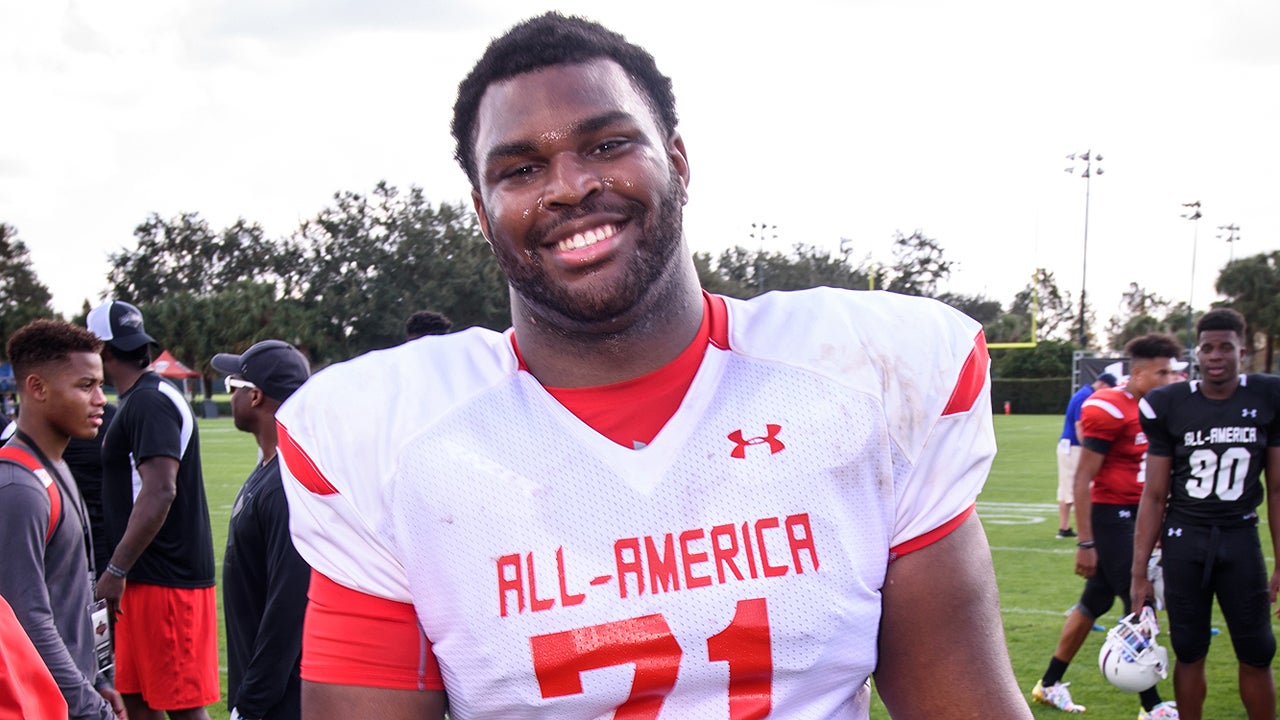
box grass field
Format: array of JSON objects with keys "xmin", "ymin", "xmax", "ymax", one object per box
[{"xmin": 194, "ymin": 412, "xmax": 1276, "ymax": 719}]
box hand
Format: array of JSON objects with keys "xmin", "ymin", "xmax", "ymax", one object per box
[
  {"xmin": 95, "ymin": 571, "xmax": 126, "ymax": 620},
  {"xmin": 99, "ymin": 686, "xmax": 127, "ymax": 719},
  {"xmin": 1130, "ymin": 575, "xmax": 1155, "ymax": 617},
  {"xmin": 1074, "ymin": 546, "xmax": 1097, "ymax": 578}
]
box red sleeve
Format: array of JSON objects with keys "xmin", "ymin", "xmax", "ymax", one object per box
[
  {"xmin": 888, "ymin": 504, "xmax": 975, "ymax": 562},
  {"xmin": 301, "ymin": 570, "xmax": 444, "ymax": 690}
]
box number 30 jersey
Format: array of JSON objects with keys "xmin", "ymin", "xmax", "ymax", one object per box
[
  {"xmin": 1139, "ymin": 374, "xmax": 1280, "ymax": 527},
  {"xmin": 278, "ymin": 288, "xmax": 995, "ymax": 719}
]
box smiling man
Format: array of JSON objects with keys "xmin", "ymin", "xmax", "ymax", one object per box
[
  {"xmin": 278, "ymin": 13, "xmax": 1029, "ymax": 719},
  {"xmin": 1133, "ymin": 308, "xmax": 1279, "ymax": 720}
]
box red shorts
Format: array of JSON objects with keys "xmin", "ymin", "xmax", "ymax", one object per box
[{"xmin": 114, "ymin": 582, "xmax": 220, "ymax": 710}]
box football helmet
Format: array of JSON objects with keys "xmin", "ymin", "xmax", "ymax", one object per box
[{"xmin": 1099, "ymin": 607, "xmax": 1169, "ymax": 693}]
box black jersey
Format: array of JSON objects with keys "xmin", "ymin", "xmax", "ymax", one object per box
[{"xmin": 1139, "ymin": 373, "xmax": 1280, "ymax": 527}]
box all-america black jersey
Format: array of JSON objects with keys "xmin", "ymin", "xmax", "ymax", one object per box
[{"xmin": 1139, "ymin": 374, "xmax": 1280, "ymax": 526}]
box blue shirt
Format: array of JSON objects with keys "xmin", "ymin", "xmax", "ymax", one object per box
[{"xmin": 1060, "ymin": 385, "xmax": 1094, "ymax": 444}]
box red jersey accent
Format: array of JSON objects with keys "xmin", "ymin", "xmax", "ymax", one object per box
[
  {"xmin": 513, "ymin": 292, "xmax": 718, "ymax": 448},
  {"xmin": 0, "ymin": 595, "xmax": 67, "ymax": 720},
  {"xmin": 277, "ymin": 422, "xmax": 339, "ymax": 496},
  {"xmin": 301, "ymin": 571, "xmax": 443, "ymax": 690},
  {"xmin": 887, "ymin": 504, "xmax": 975, "ymax": 561},
  {"xmin": 1080, "ymin": 389, "xmax": 1146, "ymax": 505},
  {"xmin": 0, "ymin": 446, "xmax": 61, "ymax": 542},
  {"xmin": 942, "ymin": 331, "xmax": 989, "ymax": 416}
]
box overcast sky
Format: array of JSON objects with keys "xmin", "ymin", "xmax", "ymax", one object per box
[{"xmin": 2, "ymin": 0, "xmax": 1277, "ymax": 333}]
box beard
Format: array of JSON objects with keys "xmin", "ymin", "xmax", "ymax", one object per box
[{"xmin": 490, "ymin": 166, "xmax": 686, "ymax": 328}]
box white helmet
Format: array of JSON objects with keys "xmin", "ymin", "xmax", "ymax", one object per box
[{"xmin": 1099, "ymin": 607, "xmax": 1169, "ymax": 693}]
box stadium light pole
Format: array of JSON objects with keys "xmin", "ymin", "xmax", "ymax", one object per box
[
  {"xmin": 1182, "ymin": 201, "xmax": 1202, "ymax": 348},
  {"xmin": 1065, "ymin": 150, "xmax": 1102, "ymax": 348},
  {"xmin": 1217, "ymin": 223, "xmax": 1240, "ymax": 262}
]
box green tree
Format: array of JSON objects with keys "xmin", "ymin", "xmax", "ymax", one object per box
[
  {"xmin": 937, "ymin": 292, "xmax": 1003, "ymax": 326},
  {"xmin": 0, "ymin": 223, "xmax": 56, "ymax": 354},
  {"xmin": 108, "ymin": 212, "xmax": 284, "ymax": 304},
  {"xmin": 1105, "ymin": 283, "xmax": 1177, "ymax": 350},
  {"xmin": 983, "ymin": 269, "xmax": 1078, "ymax": 345},
  {"xmin": 294, "ymin": 183, "xmax": 507, "ymax": 360},
  {"xmin": 991, "ymin": 339, "xmax": 1075, "ymax": 379},
  {"xmin": 885, "ymin": 230, "xmax": 953, "ymax": 297},
  {"xmin": 694, "ymin": 242, "xmax": 872, "ymax": 298},
  {"xmin": 141, "ymin": 282, "xmax": 322, "ymax": 397},
  {"xmin": 1215, "ymin": 251, "xmax": 1280, "ymax": 372}
]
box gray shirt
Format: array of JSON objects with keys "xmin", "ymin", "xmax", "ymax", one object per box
[{"xmin": 0, "ymin": 453, "xmax": 114, "ymax": 720}]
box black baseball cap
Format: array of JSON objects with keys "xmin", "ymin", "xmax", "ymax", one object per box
[
  {"xmin": 211, "ymin": 339, "xmax": 311, "ymax": 402},
  {"xmin": 87, "ymin": 300, "xmax": 157, "ymax": 352},
  {"xmin": 1097, "ymin": 372, "xmax": 1119, "ymax": 387}
]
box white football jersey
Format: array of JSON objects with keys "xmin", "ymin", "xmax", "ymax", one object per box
[{"xmin": 279, "ymin": 288, "xmax": 994, "ymax": 719}]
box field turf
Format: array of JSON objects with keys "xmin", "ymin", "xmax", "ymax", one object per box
[{"xmin": 195, "ymin": 413, "xmax": 1275, "ymax": 719}]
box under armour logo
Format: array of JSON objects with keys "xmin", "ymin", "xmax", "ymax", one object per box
[
  {"xmin": 1167, "ymin": 527, "xmax": 1183, "ymax": 537},
  {"xmin": 1118, "ymin": 509, "xmax": 1132, "ymax": 519},
  {"xmin": 728, "ymin": 424, "xmax": 785, "ymax": 459},
  {"xmin": 1242, "ymin": 408, "xmax": 1257, "ymax": 418}
]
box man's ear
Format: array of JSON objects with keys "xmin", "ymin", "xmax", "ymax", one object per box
[
  {"xmin": 22, "ymin": 373, "xmax": 46, "ymax": 402},
  {"xmin": 668, "ymin": 132, "xmax": 690, "ymax": 204},
  {"xmin": 472, "ymin": 189, "xmax": 493, "ymax": 247}
]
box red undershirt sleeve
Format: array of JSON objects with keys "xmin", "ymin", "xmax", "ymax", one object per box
[{"xmin": 301, "ymin": 570, "xmax": 444, "ymax": 691}]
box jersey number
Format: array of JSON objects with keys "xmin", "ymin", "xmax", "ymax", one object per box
[
  {"xmin": 529, "ymin": 597, "xmax": 772, "ymax": 719},
  {"xmin": 1186, "ymin": 447, "xmax": 1250, "ymax": 501}
]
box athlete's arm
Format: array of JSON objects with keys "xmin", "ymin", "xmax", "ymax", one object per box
[
  {"xmin": 1072, "ymin": 448, "xmax": 1105, "ymax": 578},
  {"xmin": 876, "ymin": 514, "xmax": 1031, "ymax": 719},
  {"xmin": 1266, "ymin": 446, "xmax": 1280, "ymax": 615},
  {"xmin": 95, "ymin": 455, "xmax": 178, "ymax": 616},
  {"xmin": 303, "ymin": 683, "xmax": 446, "ymax": 720},
  {"xmin": 1130, "ymin": 454, "xmax": 1172, "ymax": 613},
  {"xmin": 1073, "ymin": 419, "xmax": 1084, "ymax": 445}
]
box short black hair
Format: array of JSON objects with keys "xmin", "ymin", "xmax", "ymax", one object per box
[
  {"xmin": 451, "ymin": 12, "xmax": 678, "ymax": 187},
  {"xmin": 405, "ymin": 310, "xmax": 453, "ymax": 340},
  {"xmin": 1124, "ymin": 333, "xmax": 1182, "ymax": 361},
  {"xmin": 6, "ymin": 319, "xmax": 103, "ymax": 385},
  {"xmin": 108, "ymin": 343, "xmax": 152, "ymax": 371},
  {"xmin": 1196, "ymin": 307, "xmax": 1246, "ymax": 337}
]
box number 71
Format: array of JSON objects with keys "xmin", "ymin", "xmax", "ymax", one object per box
[{"xmin": 530, "ymin": 598, "xmax": 772, "ymax": 719}]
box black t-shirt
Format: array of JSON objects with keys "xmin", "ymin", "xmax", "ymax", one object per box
[
  {"xmin": 224, "ymin": 455, "xmax": 309, "ymax": 720},
  {"xmin": 64, "ymin": 402, "xmax": 116, "ymax": 576},
  {"xmin": 101, "ymin": 372, "xmax": 215, "ymax": 587},
  {"xmin": 1141, "ymin": 373, "xmax": 1280, "ymax": 527}
]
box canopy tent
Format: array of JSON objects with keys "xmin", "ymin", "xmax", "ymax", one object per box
[
  {"xmin": 151, "ymin": 350, "xmax": 201, "ymax": 379},
  {"xmin": 150, "ymin": 350, "xmax": 204, "ymax": 399}
]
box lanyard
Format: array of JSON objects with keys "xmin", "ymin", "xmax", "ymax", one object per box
[{"xmin": 11, "ymin": 429, "xmax": 96, "ymax": 578}]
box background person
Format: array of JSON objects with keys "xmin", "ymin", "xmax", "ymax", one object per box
[
  {"xmin": 88, "ymin": 300, "xmax": 218, "ymax": 720},
  {"xmin": 1056, "ymin": 372, "xmax": 1119, "ymax": 538},
  {"xmin": 212, "ymin": 340, "xmax": 313, "ymax": 720},
  {"xmin": 1132, "ymin": 308, "xmax": 1278, "ymax": 720},
  {"xmin": 0, "ymin": 318, "xmax": 124, "ymax": 719},
  {"xmin": 404, "ymin": 310, "xmax": 453, "ymax": 340},
  {"xmin": 1031, "ymin": 334, "xmax": 1181, "ymax": 718}
]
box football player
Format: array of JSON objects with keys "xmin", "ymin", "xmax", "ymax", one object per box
[
  {"xmin": 1132, "ymin": 308, "xmax": 1278, "ymax": 720},
  {"xmin": 1030, "ymin": 333, "xmax": 1182, "ymax": 718},
  {"xmin": 278, "ymin": 12, "xmax": 1030, "ymax": 719}
]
